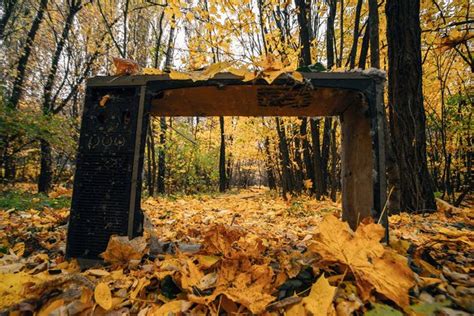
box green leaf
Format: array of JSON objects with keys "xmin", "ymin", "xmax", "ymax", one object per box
[
  {"xmin": 365, "ymin": 304, "xmax": 403, "ymax": 316},
  {"xmin": 296, "ymin": 62, "xmax": 326, "ymax": 73},
  {"xmin": 410, "ymin": 301, "xmax": 450, "ymax": 316}
]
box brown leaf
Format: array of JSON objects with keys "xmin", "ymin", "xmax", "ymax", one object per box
[
  {"xmin": 100, "ymin": 235, "xmax": 147, "ymax": 265},
  {"xmin": 37, "ymin": 299, "xmax": 65, "ymax": 316},
  {"xmin": 112, "ymin": 57, "xmax": 140, "ymax": 75}
]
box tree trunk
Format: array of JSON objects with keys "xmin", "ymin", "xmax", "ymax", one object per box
[
  {"xmin": 38, "ymin": 139, "xmax": 52, "ymax": 193},
  {"xmin": 294, "ymin": 0, "xmax": 315, "ymax": 192},
  {"xmin": 368, "ymin": 0, "xmax": 380, "ymax": 68},
  {"xmin": 310, "ymin": 118, "xmax": 324, "ymax": 199},
  {"xmin": 348, "ymin": 0, "xmax": 364, "ymax": 68},
  {"xmin": 8, "ymin": 0, "xmax": 48, "ymax": 109},
  {"xmin": 264, "ymin": 137, "xmax": 277, "ymax": 190},
  {"xmin": 164, "ymin": 20, "xmax": 176, "ymax": 71},
  {"xmin": 386, "ymin": 0, "xmax": 436, "ymax": 212},
  {"xmin": 293, "ymin": 124, "xmax": 304, "ymax": 193},
  {"xmin": 330, "ymin": 120, "xmax": 338, "ymax": 201},
  {"xmin": 358, "ymin": 22, "xmax": 370, "ymax": 69},
  {"xmin": 146, "ymin": 123, "xmax": 156, "ymax": 196},
  {"xmin": 326, "ymin": 0, "xmax": 337, "ymax": 69},
  {"xmin": 321, "ymin": 117, "xmax": 332, "ymax": 194},
  {"xmin": 301, "ymin": 118, "xmax": 315, "ymax": 190},
  {"xmin": 276, "ymin": 118, "xmax": 294, "ymax": 197},
  {"xmin": 295, "ymin": 0, "xmax": 311, "ymax": 66},
  {"xmin": 219, "ymin": 116, "xmax": 226, "ymax": 192},
  {"xmin": 338, "ymin": 0, "xmax": 344, "ymax": 67},
  {"xmin": 38, "ymin": 0, "xmax": 81, "ymax": 193},
  {"xmin": 0, "ymin": 0, "xmax": 16, "ymax": 40},
  {"xmin": 157, "ymin": 117, "xmax": 166, "ymax": 194}
]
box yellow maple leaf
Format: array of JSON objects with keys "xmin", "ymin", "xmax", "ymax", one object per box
[
  {"xmin": 308, "ymin": 215, "xmax": 414, "ymax": 307},
  {"xmin": 142, "ymin": 67, "xmax": 164, "ymax": 75},
  {"xmin": 0, "ymin": 272, "xmax": 53, "ymax": 309},
  {"xmin": 94, "ymin": 282, "xmax": 112, "ymax": 310},
  {"xmin": 196, "ymin": 255, "xmax": 221, "ymax": 269},
  {"xmin": 200, "ymin": 61, "xmax": 232, "ymax": 79},
  {"xmin": 180, "ymin": 258, "xmax": 205, "ymax": 290},
  {"xmin": 242, "ymin": 70, "xmax": 257, "ymax": 82},
  {"xmin": 149, "ymin": 300, "xmax": 193, "ymax": 316},
  {"xmin": 262, "ymin": 69, "xmax": 286, "ymax": 84},
  {"xmin": 303, "ymin": 274, "xmax": 336, "ymax": 315},
  {"xmin": 228, "ymin": 67, "xmax": 248, "ymax": 77},
  {"xmin": 169, "ymin": 70, "xmax": 192, "ymax": 80}
]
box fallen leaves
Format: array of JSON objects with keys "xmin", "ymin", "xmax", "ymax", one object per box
[
  {"xmin": 0, "ymin": 188, "xmax": 472, "ymax": 315},
  {"xmin": 100, "ymin": 235, "xmax": 147, "ymax": 266},
  {"xmin": 94, "ymin": 282, "xmax": 112, "ymax": 310},
  {"xmin": 114, "ymin": 55, "xmax": 306, "ymax": 84},
  {"xmin": 309, "ymin": 215, "xmax": 415, "ymax": 307}
]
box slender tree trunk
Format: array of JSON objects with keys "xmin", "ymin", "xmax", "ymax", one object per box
[
  {"xmin": 358, "ymin": 23, "xmax": 370, "ymax": 69},
  {"xmin": 348, "ymin": 0, "xmax": 363, "ymax": 68},
  {"xmin": 153, "ymin": 10, "xmax": 165, "ymax": 68},
  {"xmin": 38, "ymin": 0, "xmax": 81, "ymax": 193},
  {"xmin": 295, "ymin": 0, "xmax": 316, "ymax": 193},
  {"xmin": 386, "ymin": 0, "xmax": 436, "ymax": 212},
  {"xmin": 8, "ymin": 0, "xmax": 48, "ymax": 109},
  {"xmin": 295, "ymin": 0, "xmax": 311, "ymax": 66},
  {"xmin": 293, "ymin": 124, "xmax": 304, "ymax": 193},
  {"xmin": 326, "ymin": 0, "xmax": 337, "ymax": 69},
  {"xmin": 368, "ymin": 0, "xmax": 380, "ymax": 68},
  {"xmin": 219, "ymin": 116, "xmax": 226, "ymax": 192},
  {"xmin": 38, "ymin": 139, "xmax": 52, "ymax": 193},
  {"xmin": 321, "ymin": 117, "xmax": 332, "ymax": 194},
  {"xmin": 264, "ymin": 137, "xmax": 277, "ymax": 190},
  {"xmin": 330, "ymin": 120, "xmax": 338, "ymax": 201},
  {"xmin": 157, "ymin": 117, "xmax": 166, "ymax": 194},
  {"xmin": 338, "ymin": 0, "xmax": 344, "ymax": 67},
  {"xmin": 146, "ymin": 123, "xmax": 156, "ymax": 196},
  {"xmin": 226, "ymin": 141, "xmax": 233, "ymax": 190},
  {"xmin": 276, "ymin": 118, "xmax": 294, "ymax": 197},
  {"xmin": 0, "ymin": 0, "xmax": 16, "ymax": 40},
  {"xmin": 301, "ymin": 118, "xmax": 315, "ymax": 190},
  {"xmin": 310, "ymin": 118, "xmax": 324, "ymax": 199},
  {"xmin": 156, "ymin": 23, "xmax": 176, "ymax": 194},
  {"xmin": 164, "ymin": 19, "xmax": 176, "ymax": 71}
]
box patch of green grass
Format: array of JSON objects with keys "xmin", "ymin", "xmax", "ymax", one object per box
[{"xmin": 0, "ymin": 190, "xmax": 70, "ymax": 211}]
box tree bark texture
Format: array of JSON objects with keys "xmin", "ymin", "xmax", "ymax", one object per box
[
  {"xmin": 9, "ymin": 0, "xmax": 48, "ymax": 109},
  {"xmin": 219, "ymin": 116, "xmax": 226, "ymax": 192},
  {"xmin": 386, "ymin": 0, "xmax": 436, "ymax": 212}
]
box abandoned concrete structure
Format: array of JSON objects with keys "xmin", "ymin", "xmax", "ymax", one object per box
[{"xmin": 65, "ymin": 72, "xmax": 387, "ymax": 262}]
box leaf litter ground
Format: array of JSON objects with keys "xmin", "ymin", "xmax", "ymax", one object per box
[{"xmin": 0, "ymin": 186, "xmax": 472, "ymax": 315}]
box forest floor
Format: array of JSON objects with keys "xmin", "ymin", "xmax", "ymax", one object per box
[{"xmin": 0, "ymin": 184, "xmax": 472, "ymax": 315}]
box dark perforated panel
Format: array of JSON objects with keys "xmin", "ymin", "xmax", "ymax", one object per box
[{"xmin": 66, "ymin": 86, "xmax": 147, "ymax": 260}]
